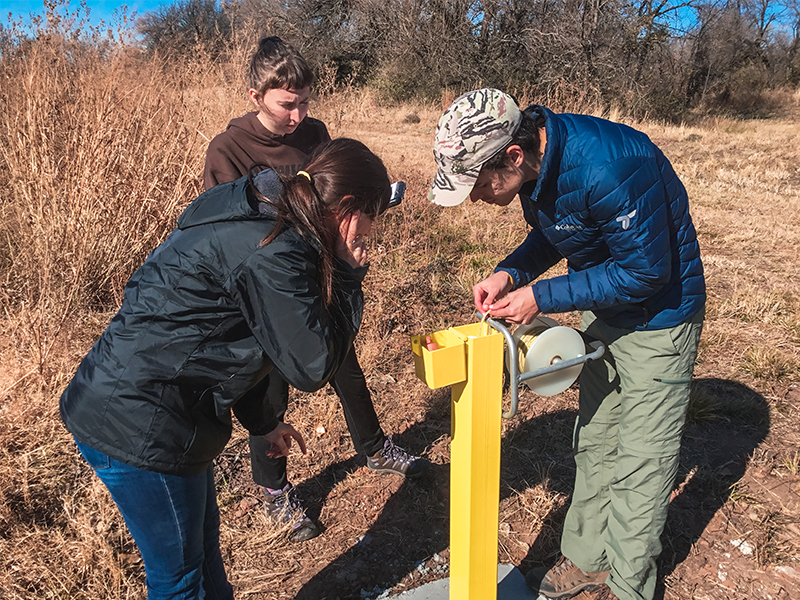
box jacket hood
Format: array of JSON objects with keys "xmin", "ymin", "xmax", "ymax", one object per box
[{"xmin": 178, "ymin": 169, "xmax": 283, "ymax": 230}]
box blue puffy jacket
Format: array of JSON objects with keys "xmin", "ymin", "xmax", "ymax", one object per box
[{"xmin": 497, "ymin": 106, "xmax": 705, "ymax": 331}]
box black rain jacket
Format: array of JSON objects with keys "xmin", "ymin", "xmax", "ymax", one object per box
[{"xmin": 60, "ymin": 171, "xmax": 364, "ymax": 475}]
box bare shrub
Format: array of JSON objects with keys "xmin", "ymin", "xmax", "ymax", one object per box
[
  {"xmin": 1, "ymin": 4, "xmax": 800, "ymax": 599},
  {"xmin": 137, "ymin": 0, "xmax": 231, "ymax": 57}
]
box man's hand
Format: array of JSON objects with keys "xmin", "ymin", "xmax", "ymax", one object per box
[
  {"xmin": 485, "ymin": 287, "xmax": 541, "ymax": 324},
  {"xmin": 473, "ymin": 271, "xmax": 513, "ymax": 313},
  {"xmin": 264, "ymin": 422, "xmax": 307, "ymax": 458}
]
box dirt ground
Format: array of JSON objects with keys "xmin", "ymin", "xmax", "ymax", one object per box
[
  {"xmin": 208, "ymin": 368, "xmax": 799, "ymax": 600},
  {"xmin": 196, "ymin": 105, "xmax": 800, "ymax": 600},
  {"xmin": 218, "ymin": 108, "xmax": 800, "ymax": 599},
  {"xmin": 2, "ymin": 99, "xmax": 800, "ymax": 600}
]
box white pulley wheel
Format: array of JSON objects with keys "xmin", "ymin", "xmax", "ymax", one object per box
[{"xmin": 507, "ymin": 317, "xmax": 586, "ymax": 396}]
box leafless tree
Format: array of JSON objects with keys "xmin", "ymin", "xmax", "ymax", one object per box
[{"xmin": 134, "ymin": 0, "xmax": 800, "ymax": 115}]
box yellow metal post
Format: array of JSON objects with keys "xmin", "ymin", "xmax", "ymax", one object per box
[{"xmin": 411, "ymin": 322, "xmax": 505, "ymax": 600}]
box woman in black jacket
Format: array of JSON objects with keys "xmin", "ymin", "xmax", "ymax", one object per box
[{"xmin": 60, "ymin": 138, "xmax": 391, "ymax": 600}]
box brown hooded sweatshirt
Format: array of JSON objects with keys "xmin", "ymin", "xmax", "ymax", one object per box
[{"xmin": 203, "ymin": 112, "xmax": 330, "ymax": 190}]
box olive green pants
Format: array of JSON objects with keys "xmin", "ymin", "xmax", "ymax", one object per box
[{"xmin": 561, "ymin": 309, "xmax": 704, "ymax": 600}]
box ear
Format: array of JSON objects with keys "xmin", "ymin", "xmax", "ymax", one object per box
[
  {"xmin": 334, "ymin": 196, "xmax": 357, "ymax": 220},
  {"xmin": 248, "ymin": 88, "xmax": 262, "ymax": 108},
  {"xmin": 506, "ymin": 144, "xmax": 526, "ymax": 167}
]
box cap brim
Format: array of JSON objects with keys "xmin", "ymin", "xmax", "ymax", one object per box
[{"xmin": 427, "ymin": 168, "xmax": 477, "ymax": 207}]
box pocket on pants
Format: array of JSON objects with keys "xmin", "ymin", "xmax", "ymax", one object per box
[{"xmin": 667, "ymin": 307, "xmax": 705, "ymax": 359}]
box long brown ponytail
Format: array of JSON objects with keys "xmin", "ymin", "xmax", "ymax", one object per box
[{"xmin": 253, "ymin": 138, "xmax": 391, "ymax": 304}]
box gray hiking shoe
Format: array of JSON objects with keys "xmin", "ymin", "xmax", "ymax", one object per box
[
  {"xmin": 366, "ymin": 438, "xmax": 430, "ymax": 478},
  {"xmin": 532, "ymin": 555, "xmax": 609, "ymax": 599},
  {"xmin": 263, "ymin": 484, "xmax": 320, "ymax": 542}
]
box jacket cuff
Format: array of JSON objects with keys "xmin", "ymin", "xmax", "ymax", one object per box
[
  {"xmin": 530, "ymin": 281, "xmax": 553, "ymax": 314},
  {"xmin": 494, "ymin": 268, "xmax": 518, "ymax": 289}
]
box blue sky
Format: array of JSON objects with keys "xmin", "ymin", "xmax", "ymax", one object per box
[{"xmin": 1, "ymin": 0, "xmax": 170, "ymax": 28}]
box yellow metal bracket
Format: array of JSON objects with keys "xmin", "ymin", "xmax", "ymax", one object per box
[
  {"xmin": 411, "ymin": 315, "xmax": 603, "ymax": 598},
  {"xmin": 411, "ymin": 321, "xmax": 504, "ymax": 600}
]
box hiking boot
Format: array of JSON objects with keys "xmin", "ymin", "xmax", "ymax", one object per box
[
  {"xmin": 263, "ymin": 484, "xmax": 320, "ymax": 542},
  {"xmin": 366, "ymin": 438, "xmax": 430, "ymax": 478},
  {"xmin": 592, "ymin": 583, "xmax": 619, "ymax": 600},
  {"xmin": 535, "ymin": 555, "xmax": 609, "ymax": 599}
]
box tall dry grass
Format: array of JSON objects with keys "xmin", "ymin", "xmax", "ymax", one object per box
[
  {"xmin": 1, "ymin": 16, "xmax": 800, "ymax": 600},
  {"xmin": 0, "ymin": 23, "xmax": 486, "ymax": 598},
  {"xmin": 0, "ymin": 25, "xmax": 251, "ymax": 598},
  {"xmin": 1, "ymin": 44, "xmax": 205, "ymax": 366}
]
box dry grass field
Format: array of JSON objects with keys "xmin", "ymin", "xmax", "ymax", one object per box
[{"xmin": 1, "ymin": 38, "xmax": 799, "ymax": 600}]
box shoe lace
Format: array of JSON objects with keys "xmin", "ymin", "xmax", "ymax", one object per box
[
  {"xmin": 270, "ymin": 484, "xmax": 302, "ymax": 512},
  {"xmin": 551, "ymin": 555, "xmax": 575, "ymax": 576},
  {"xmin": 267, "ymin": 485, "xmax": 311, "ymax": 532},
  {"xmin": 379, "ymin": 438, "xmax": 417, "ymax": 466}
]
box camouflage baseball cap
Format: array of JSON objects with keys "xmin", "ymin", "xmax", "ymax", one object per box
[{"xmin": 428, "ymin": 88, "xmax": 522, "ymax": 207}]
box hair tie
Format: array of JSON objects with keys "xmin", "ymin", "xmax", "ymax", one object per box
[{"xmin": 297, "ymin": 170, "xmax": 312, "ymax": 182}]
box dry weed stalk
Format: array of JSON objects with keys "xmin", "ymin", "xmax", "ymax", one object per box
[
  {"xmin": 1, "ymin": 17, "xmax": 800, "ymax": 600},
  {"xmin": 0, "ymin": 26, "xmax": 240, "ymax": 600},
  {"xmin": 0, "ymin": 41, "xmax": 216, "ymax": 369}
]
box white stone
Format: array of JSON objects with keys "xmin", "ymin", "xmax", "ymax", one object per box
[{"xmin": 730, "ymin": 538, "xmax": 754, "ymax": 555}]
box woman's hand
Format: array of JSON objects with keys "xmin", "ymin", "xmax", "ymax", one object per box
[
  {"xmin": 336, "ymin": 210, "xmax": 371, "ymax": 268},
  {"xmin": 264, "ymin": 422, "xmax": 307, "ymax": 458}
]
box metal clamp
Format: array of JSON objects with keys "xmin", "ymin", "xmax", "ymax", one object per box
[{"xmin": 478, "ymin": 313, "xmax": 605, "ymax": 419}]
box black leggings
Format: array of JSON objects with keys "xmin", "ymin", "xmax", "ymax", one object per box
[{"xmin": 248, "ymin": 343, "xmax": 385, "ymax": 489}]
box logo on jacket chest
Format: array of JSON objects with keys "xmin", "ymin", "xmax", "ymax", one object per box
[{"xmin": 554, "ymin": 223, "xmax": 584, "ymax": 232}]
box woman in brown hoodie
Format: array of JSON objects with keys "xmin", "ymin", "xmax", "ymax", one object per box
[{"xmin": 203, "ymin": 36, "xmax": 429, "ymax": 542}]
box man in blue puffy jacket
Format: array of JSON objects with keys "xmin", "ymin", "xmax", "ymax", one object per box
[{"xmin": 429, "ymin": 89, "xmax": 706, "ymax": 600}]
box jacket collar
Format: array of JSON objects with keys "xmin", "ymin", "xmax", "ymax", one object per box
[
  {"xmin": 177, "ymin": 170, "xmax": 282, "ymax": 230},
  {"xmin": 520, "ymin": 105, "xmax": 563, "ymax": 204}
]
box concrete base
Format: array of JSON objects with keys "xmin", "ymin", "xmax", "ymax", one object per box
[{"xmin": 389, "ymin": 564, "xmax": 545, "ymax": 599}]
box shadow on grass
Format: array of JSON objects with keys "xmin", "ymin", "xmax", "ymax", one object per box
[
  {"xmin": 292, "ymin": 388, "xmax": 452, "ymax": 600},
  {"xmin": 502, "ymin": 402, "xmax": 578, "ymax": 573},
  {"xmin": 654, "ymin": 378, "xmax": 770, "ymax": 599},
  {"xmin": 514, "ymin": 378, "xmax": 770, "ymax": 600},
  {"xmin": 291, "ymin": 389, "xmax": 580, "ymax": 599},
  {"xmin": 290, "ymin": 377, "xmax": 769, "ymax": 599}
]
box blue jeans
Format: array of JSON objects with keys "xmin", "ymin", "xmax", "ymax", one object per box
[{"xmin": 75, "ymin": 439, "xmax": 234, "ymax": 600}]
